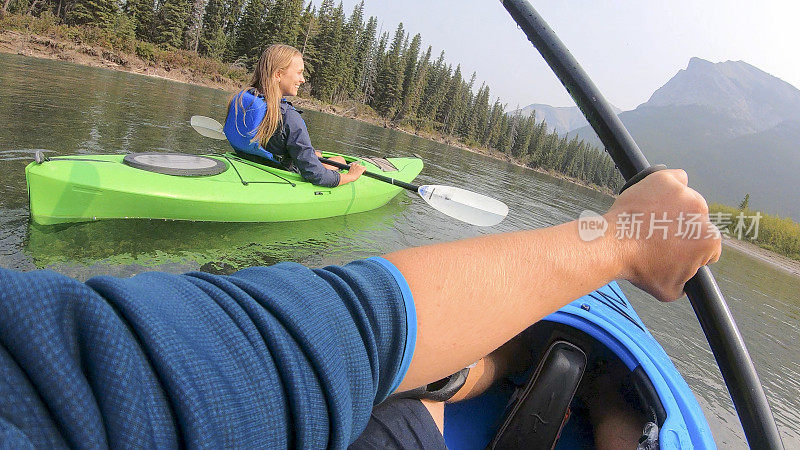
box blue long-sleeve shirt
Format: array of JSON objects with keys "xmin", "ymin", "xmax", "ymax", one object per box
[
  {"xmin": 0, "ymin": 257, "xmax": 416, "ymax": 448},
  {"xmin": 224, "ymin": 90, "xmax": 341, "ymax": 187}
]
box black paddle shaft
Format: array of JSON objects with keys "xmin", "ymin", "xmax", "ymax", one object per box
[
  {"xmin": 318, "ymin": 157, "xmax": 419, "ymax": 191},
  {"xmin": 501, "ymin": 1, "xmax": 783, "ymax": 448}
]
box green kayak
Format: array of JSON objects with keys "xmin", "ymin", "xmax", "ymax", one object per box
[{"xmin": 26, "ymin": 152, "xmax": 423, "ymax": 225}]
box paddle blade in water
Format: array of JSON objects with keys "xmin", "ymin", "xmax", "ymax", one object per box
[
  {"xmin": 190, "ymin": 116, "xmax": 227, "ymax": 140},
  {"xmin": 417, "ymin": 185, "xmax": 508, "ymax": 226}
]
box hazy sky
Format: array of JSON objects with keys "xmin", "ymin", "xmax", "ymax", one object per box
[{"xmin": 335, "ymin": 1, "xmax": 800, "ymax": 111}]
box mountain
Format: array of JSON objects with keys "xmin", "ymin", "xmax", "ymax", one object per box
[
  {"xmin": 646, "ymin": 57, "xmax": 800, "ymax": 132},
  {"xmin": 570, "ymin": 58, "xmax": 800, "ymax": 220},
  {"xmin": 511, "ymin": 103, "xmax": 622, "ymax": 134}
]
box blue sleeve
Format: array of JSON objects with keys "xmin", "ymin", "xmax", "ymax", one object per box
[
  {"xmin": 0, "ymin": 259, "xmax": 414, "ymax": 449},
  {"xmin": 223, "ymin": 92, "xmax": 276, "ymax": 161},
  {"xmin": 284, "ymin": 109, "xmax": 341, "ymax": 187}
]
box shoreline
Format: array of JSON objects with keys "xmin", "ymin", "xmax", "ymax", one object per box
[
  {"xmin": 722, "ymin": 237, "xmax": 800, "ymax": 277},
  {"xmin": 4, "ymin": 30, "xmax": 799, "ymax": 278}
]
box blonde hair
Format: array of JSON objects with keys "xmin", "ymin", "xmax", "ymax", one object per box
[{"xmin": 229, "ymin": 44, "xmax": 303, "ymax": 147}]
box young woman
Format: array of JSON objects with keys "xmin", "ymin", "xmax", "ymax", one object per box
[{"xmin": 224, "ymin": 44, "xmax": 366, "ymax": 187}]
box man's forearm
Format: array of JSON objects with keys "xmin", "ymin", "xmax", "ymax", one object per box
[{"xmin": 388, "ymin": 220, "xmax": 624, "ymax": 391}]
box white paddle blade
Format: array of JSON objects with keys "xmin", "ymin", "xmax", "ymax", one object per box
[
  {"xmin": 190, "ymin": 116, "xmax": 227, "ymax": 140},
  {"xmin": 418, "ymin": 185, "xmax": 508, "ymax": 226}
]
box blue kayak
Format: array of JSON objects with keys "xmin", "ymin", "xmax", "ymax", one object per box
[{"xmin": 443, "ymin": 282, "xmax": 715, "ymax": 449}]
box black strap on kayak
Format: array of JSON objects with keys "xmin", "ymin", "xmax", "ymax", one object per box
[
  {"xmin": 388, "ymin": 367, "xmax": 471, "ymax": 403},
  {"xmin": 500, "ymin": 1, "xmax": 783, "ymax": 448}
]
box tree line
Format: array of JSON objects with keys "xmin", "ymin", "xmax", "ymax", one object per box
[{"xmin": 3, "ymin": 0, "xmax": 624, "ymax": 190}]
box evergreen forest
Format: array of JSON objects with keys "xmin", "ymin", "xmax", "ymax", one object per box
[{"xmin": 2, "ymin": 0, "xmax": 624, "ymax": 190}]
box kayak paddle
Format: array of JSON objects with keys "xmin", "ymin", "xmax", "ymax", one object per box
[
  {"xmin": 189, "ymin": 115, "xmax": 509, "ymax": 227},
  {"xmin": 500, "ymin": 1, "xmax": 783, "ymax": 448}
]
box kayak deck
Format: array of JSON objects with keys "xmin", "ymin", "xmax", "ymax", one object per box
[{"xmin": 25, "ymin": 152, "xmax": 423, "ymax": 224}]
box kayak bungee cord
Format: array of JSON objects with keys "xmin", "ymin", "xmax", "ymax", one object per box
[
  {"xmin": 222, "ymin": 154, "xmax": 297, "ymax": 187},
  {"xmin": 499, "ymin": 0, "xmax": 783, "ymax": 448}
]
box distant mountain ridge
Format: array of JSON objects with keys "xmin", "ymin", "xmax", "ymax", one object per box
[
  {"xmin": 647, "ymin": 57, "xmax": 800, "ymax": 134},
  {"xmin": 511, "ymin": 103, "xmax": 622, "ymax": 134},
  {"xmin": 569, "ymin": 57, "xmax": 800, "ymax": 220}
]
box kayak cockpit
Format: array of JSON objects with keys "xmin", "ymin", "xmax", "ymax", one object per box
[
  {"xmin": 445, "ymin": 322, "xmax": 661, "ymax": 449},
  {"xmin": 443, "ymin": 282, "xmax": 714, "ymax": 449}
]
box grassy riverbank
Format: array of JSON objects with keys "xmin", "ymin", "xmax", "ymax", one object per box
[
  {"xmin": 0, "ymin": 12, "xmax": 248, "ymax": 89},
  {"xmin": 709, "ymin": 203, "xmax": 800, "ymax": 262}
]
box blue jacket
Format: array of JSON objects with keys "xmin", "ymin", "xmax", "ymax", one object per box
[
  {"xmin": 224, "ymin": 90, "xmax": 341, "ymax": 187},
  {"xmin": 0, "ymin": 257, "xmax": 416, "ymax": 448}
]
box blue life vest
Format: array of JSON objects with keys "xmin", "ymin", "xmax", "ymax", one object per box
[{"xmin": 223, "ymin": 90, "xmax": 279, "ymax": 162}]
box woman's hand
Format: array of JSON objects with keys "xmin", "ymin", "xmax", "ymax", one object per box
[{"xmin": 337, "ymin": 162, "xmax": 366, "ymax": 186}]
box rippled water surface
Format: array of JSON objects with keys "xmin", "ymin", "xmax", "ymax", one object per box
[{"xmin": 1, "ymin": 53, "xmax": 798, "ymax": 447}]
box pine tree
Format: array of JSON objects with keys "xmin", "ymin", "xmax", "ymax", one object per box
[
  {"xmin": 484, "ymin": 99, "xmax": 504, "ymax": 147},
  {"xmin": 419, "ymin": 51, "xmax": 448, "ymax": 122},
  {"xmin": 263, "ymin": 0, "xmax": 304, "ymax": 47},
  {"xmin": 124, "ymin": 0, "xmax": 155, "ymax": 40},
  {"xmin": 342, "ymin": 2, "xmax": 366, "ymax": 98},
  {"xmin": 309, "ymin": 0, "xmax": 345, "ymax": 101},
  {"xmin": 332, "ymin": 1, "xmax": 362, "ymax": 101},
  {"xmin": 198, "ymin": 0, "xmax": 227, "ymax": 58},
  {"xmin": 549, "ymin": 135, "xmax": 569, "ymax": 170},
  {"xmin": 373, "ymin": 22, "xmax": 406, "ymax": 116},
  {"xmin": 494, "ymin": 113, "xmax": 511, "ymax": 152},
  {"xmin": 234, "ymin": 0, "xmax": 271, "ymax": 66},
  {"xmin": 560, "ymin": 135, "xmax": 580, "ymax": 174},
  {"xmin": 470, "ymin": 84, "xmax": 490, "ymax": 144},
  {"xmin": 739, "ymin": 193, "xmax": 751, "ymax": 210},
  {"xmin": 394, "ymin": 33, "xmax": 421, "ymax": 121},
  {"xmin": 538, "ymin": 132, "xmax": 560, "ymax": 169},
  {"xmin": 295, "ymin": 2, "xmax": 317, "ymax": 79},
  {"xmin": 511, "ymin": 115, "xmax": 534, "ymax": 157},
  {"xmin": 296, "ymin": 3, "xmax": 315, "ymax": 54},
  {"xmin": 222, "ymin": 0, "xmax": 247, "ymax": 61},
  {"xmin": 438, "ymin": 64, "xmax": 463, "ymax": 131},
  {"xmin": 153, "ymin": 0, "xmax": 192, "ymax": 48},
  {"xmin": 354, "ymin": 15, "xmax": 378, "ymax": 102},
  {"xmin": 585, "ymin": 146, "xmax": 602, "ymax": 184},
  {"xmin": 399, "ymin": 44, "xmax": 431, "ymax": 125},
  {"xmin": 66, "ymin": 0, "xmax": 117, "ymax": 27},
  {"xmin": 373, "ymin": 30, "xmax": 388, "ymax": 73},
  {"xmin": 456, "ymin": 71, "xmax": 477, "ymax": 139},
  {"xmin": 184, "ymin": 0, "xmax": 206, "ymax": 51},
  {"xmin": 525, "ymin": 119, "xmax": 547, "ymax": 166}
]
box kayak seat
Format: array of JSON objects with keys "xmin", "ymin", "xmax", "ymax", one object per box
[{"xmin": 488, "ymin": 341, "xmax": 588, "ymax": 450}]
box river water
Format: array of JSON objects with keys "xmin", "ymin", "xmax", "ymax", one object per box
[{"xmin": 1, "ymin": 53, "xmax": 798, "ymax": 448}]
